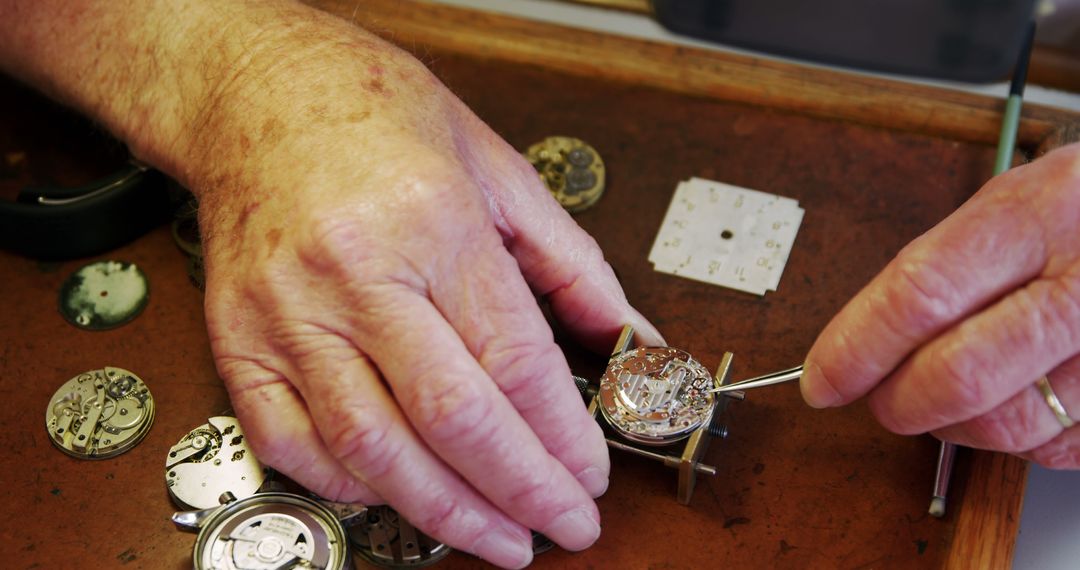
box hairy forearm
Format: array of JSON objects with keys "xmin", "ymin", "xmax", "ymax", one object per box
[
  {"xmin": 0, "ymin": 1, "xmax": 407, "ymax": 191},
  {"xmin": 3, "ymin": 1, "xmax": 222, "ymax": 171}
]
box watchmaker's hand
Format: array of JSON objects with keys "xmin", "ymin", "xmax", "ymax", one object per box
[
  {"xmin": 1, "ymin": 2, "xmax": 662, "ymax": 567},
  {"xmin": 802, "ymin": 143, "xmax": 1080, "ymax": 468},
  {"xmin": 196, "ymin": 23, "xmax": 662, "ymax": 570}
]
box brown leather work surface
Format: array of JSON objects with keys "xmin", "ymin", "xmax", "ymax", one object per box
[{"xmin": 0, "ymin": 45, "xmax": 1002, "ymax": 569}]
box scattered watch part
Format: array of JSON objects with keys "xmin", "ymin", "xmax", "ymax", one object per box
[
  {"xmin": 599, "ymin": 346, "xmax": 716, "ymax": 446},
  {"xmin": 166, "ymin": 416, "xmax": 268, "ymax": 509},
  {"xmin": 524, "ymin": 136, "xmax": 606, "ymax": 213},
  {"xmin": 171, "ymin": 190, "xmax": 206, "ymax": 291},
  {"xmin": 186, "ymin": 254, "xmax": 205, "ymax": 292},
  {"xmin": 183, "ymin": 492, "xmax": 351, "ymax": 570},
  {"xmin": 572, "ymin": 375, "xmax": 593, "ymax": 401},
  {"xmin": 45, "ymin": 366, "xmax": 155, "ymax": 459},
  {"xmin": 348, "ymin": 505, "xmax": 451, "ymax": 568},
  {"xmin": 171, "ymin": 207, "xmax": 202, "ymax": 258},
  {"xmin": 58, "ymin": 260, "xmax": 149, "ymax": 330},
  {"xmin": 531, "ymin": 532, "xmax": 555, "ymax": 556}
]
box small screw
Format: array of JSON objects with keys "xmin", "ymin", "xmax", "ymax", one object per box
[{"xmin": 707, "ymin": 424, "xmax": 729, "ymax": 439}]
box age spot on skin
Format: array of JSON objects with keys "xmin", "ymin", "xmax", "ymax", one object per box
[
  {"xmin": 346, "ymin": 111, "xmax": 371, "ymax": 124},
  {"xmin": 266, "ymin": 228, "xmax": 283, "ymax": 255},
  {"xmin": 236, "ymin": 202, "xmax": 261, "ymax": 235},
  {"xmin": 259, "ymin": 117, "xmax": 286, "ymax": 145},
  {"xmin": 365, "ymin": 79, "xmax": 387, "ymax": 95}
]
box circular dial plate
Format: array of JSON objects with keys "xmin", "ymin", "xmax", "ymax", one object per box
[
  {"xmin": 599, "ymin": 347, "xmax": 716, "ymax": 445},
  {"xmin": 45, "ymin": 367, "xmax": 155, "ymax": 459},
  {"xmin": 58, "ymin": 260, "xmax": 149, "ymax": 330},
  {"xmin": 166, "ymin": 416, "xmax": 268, "ymax": 509}
]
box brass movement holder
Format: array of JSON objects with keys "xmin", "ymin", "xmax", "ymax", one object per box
[{"xmin": 586, "ymin": 324, "xmax": 735, "ymax": 504}]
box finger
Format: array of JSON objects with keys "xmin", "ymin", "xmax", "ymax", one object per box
[
  {"xmin": 1022, "ymin": 426, "xmax": 1080, "ymax": 469},
  {"xmin": 929, "ymin": 355, "xmax": 1080, "ymax": 453},
  {"xmin": 801, "ymin": 164, "xmax": 1051, "ymax": 409},
  {"xmin": 275, "ymin": 326, "xmax": 536, "ymax": 569},
  {"xmin": 349, "ymin": 286, "xmax": 604, "ymax": 553},
  {"xmin": 430, "ymin": 224, "xmax": 611, "ymax": 497},
  {"xmin": 461, "ymin": 129, "xmax": 664, "ymax": 349},
  {"xmin": 219, "ymin": 359, "xmax": 382, "ymax": 504},
  {"xmin": 207, "ymin": 283, "xmax": 383, "ymax": 503},
  {"xmin": 866, "ymin": 269, "xmax": 1080, "ymax": 433}
]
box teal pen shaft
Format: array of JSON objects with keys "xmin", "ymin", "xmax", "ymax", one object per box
[
  {"xmin": 992, "ymin": 21, "xmax": 1033, "ymax": 177},
  {"xmin": 993, "ymin": 95, "xmax": 1023, "ymax": 176}
]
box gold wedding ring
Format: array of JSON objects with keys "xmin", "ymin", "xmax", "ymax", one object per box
[{"xmin": 1035, "ymin": 376, "xmax": 1075, "ymax": 429}]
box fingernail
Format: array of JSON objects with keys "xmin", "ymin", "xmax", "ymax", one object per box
[
  {"xmin": 543, "ymin": 508, "xmax": 601, "ymax": 551},
  {"xmin": 473, "ymin": 527, "xmax": 533, "ymax": 569},
  {"xmin": 800, "ymin": 361, "xmax": 842, "ymax": 409},
  {"xmin": 576, "ymin": 466, "xmax": 609, "ymax": 498}
]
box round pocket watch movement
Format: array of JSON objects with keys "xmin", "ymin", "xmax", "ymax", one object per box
[
  {"xmin": 166, "ymin": 416, "xmax": 268, "ymax": 509},
  {"xmin": 585, "ymin": 324, "xmax": 736, "ymax": 505},
  {"xmin": 348, "ymin": 505, "xmax": 451, "ymax": 568},
  {"xmin": 45, "ymin": 366, "xmax": 155, "ymax": 459},
  {"xmin": 599, "ymin": 346, "xmax": 717, "ymax": 445},
  {"xmin": 524, "ymin": 136, "xmax": 606, "ymax": 213}
]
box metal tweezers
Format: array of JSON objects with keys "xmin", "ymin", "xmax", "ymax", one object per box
[{"xmin": 709, "ymin": 365, "xmax": 804, "ymax": 394}]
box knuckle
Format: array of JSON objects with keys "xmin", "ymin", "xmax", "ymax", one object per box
[
  {"xmin": 545, "ymin": 415, "xmax": 600, "ymax": 459},
  {"xmin": 963, "ymin": 400, "xmax": 1041, "ymax": 453},
  {"xmin": 926, "ymin": 341, "xmax": 993, "ymax": 417},
  {"xmin": 273, "ymin": 323, "xmax": 349, "ymax": 362},
  {"xmin": 1038, "ymin": 275, "xmax": 1080, "ymax": 349},
  {"xmin": 1052, "ymin": 142, "xmax": 1080, "ymax": 178},
  {"xmin": 504, "ymin": 470, "xmax": 560, "ymax": 515},
  {"xmin": 243, "ymin": 426, "xmax": 295, "ymax": 471},
  {"xmin": 387, "ymin": 163, "xmax": 481, "ymax": 225},
  {"xmin": 410, "ymin": 378, "xmax": 497, "ymax": 447},
  {"xmin": 215, "ymin": 356, "xmax": 276, "ymax": 392},
  {"xmin": 411, "ymin": 498, "xmax": 470, "ymax": 544},
  {"xmin": 324, "ymin": 404, "xmax": 401, "ymax": 480},
  {"xmin": 1028, "ymin": 437, "xmax": 1080, "ymax": 469},
  {"xmin": 866, "ymin": 394, "xmax": 912, "ymax": 435},
  {"xmin": 486, "ymin": 342, "xmax": 565, "ymax": 407},
  {"xmin": 882, "ymin": 251, "xmax": 960, "ymax": 336},
  {"xmin": 301, "ymin": 217, "xmax": 375, "ymax": 272},
  {"xmin": 316, "ymin": 477, "xmax": 377, "ymax": 505}
]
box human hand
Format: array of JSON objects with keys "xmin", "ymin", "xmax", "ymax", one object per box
[
  {"xmin": 172, "ymin": 9, "xmax": 661, "ymax": 569},
  {"xmin": 801, "ymin": 142, "xmax": 1080, "ymax": 468}
]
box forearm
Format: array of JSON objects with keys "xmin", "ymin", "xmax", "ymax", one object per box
[{"xmin": 0, "ymin": 1, "xmax": 404, "ymax": 191}]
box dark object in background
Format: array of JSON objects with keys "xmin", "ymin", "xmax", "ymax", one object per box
[
  {"xmin": 650, "ymin": 0, "xmax": 1037, "ymax": 82},
  {"xmin": 0, "ymin": 163, "xmax": 172, "ymax": 260}
]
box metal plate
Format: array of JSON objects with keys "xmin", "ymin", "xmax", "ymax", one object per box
[
  {"xmin": 45, "ymin": 366, "xmax": 155, "ymax": 459},
  {"xmin": 166, "ymin": 416, "xmax": 269, "ymax": 509},
  {"xmin": 348, "ymin": 505, "xmax": 451, "ymax": 568},
  {"xmin": 524, "ymin": 136, "xmax": 606, "ymax": 213},
  {"xmin": 599, "ymin": 347, "xmax": 716, "ymax": 445},
  {"xmin": 58, "ymin": 260, "xmax": 149, "ymax": 330},
  {"xmin": 192, "ymin": 493, "xmax": 350, "ymax": 570}
]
